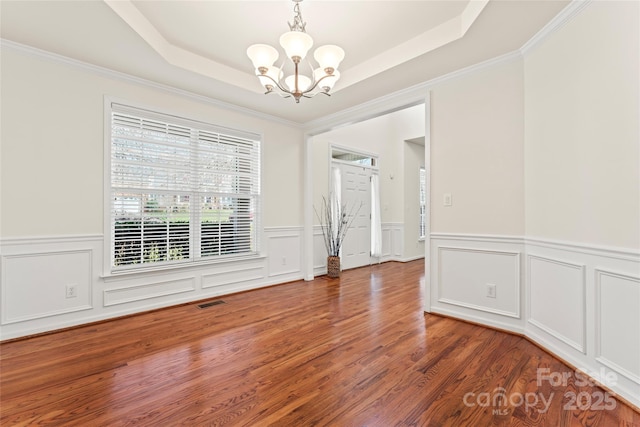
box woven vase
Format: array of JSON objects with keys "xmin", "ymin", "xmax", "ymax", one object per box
[{"xmin": 327, "ymin": 256, "xmax": 341, "ymax": 278}]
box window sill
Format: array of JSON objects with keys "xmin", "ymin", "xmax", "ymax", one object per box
[{"xmin": 102, "ymin": 253, "xmax": 266, "ymax": 282}]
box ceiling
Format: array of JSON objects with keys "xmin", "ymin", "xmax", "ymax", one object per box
[{"xmin": 1, "ymin": 0, "xmax": 569, "ymax": 125}]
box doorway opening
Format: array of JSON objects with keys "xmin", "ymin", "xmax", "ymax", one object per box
[
  {"xmin": 331, "ymin": 146, "xmax": 379, "ymax": 270},
  {"xmin": 303, "ymin": 96, "xmax": 431, "ymax": 311}
]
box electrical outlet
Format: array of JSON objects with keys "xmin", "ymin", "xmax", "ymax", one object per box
[
  {"xmin": 486, "ymin": 283, "xmax": 496, "ymax": 298},
  {"xmin": 444, "ymin": 193, "xmax": 452, "ymax": 207},
  {"xmin": 65, "ymin": 284, "xmax": 78, "ymax": 298},
  {"xmin": 282, "ymin": 256, "xmax": 287, "ymax": 265}
]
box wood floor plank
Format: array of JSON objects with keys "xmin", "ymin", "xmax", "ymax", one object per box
[{"xmin": 1, "ymin": 260, "xmax": 638, "ymax": 426}]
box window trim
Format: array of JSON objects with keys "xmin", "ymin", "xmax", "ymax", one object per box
[{"xmin": 103, "ymin": 97, "xmax": 263, "ymax": 276}]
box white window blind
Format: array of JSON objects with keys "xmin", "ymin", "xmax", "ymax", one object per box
[
  {"xmin": 419, "ymin": 167, "xmax": 426, "ymax": 239},
  {"xmin": 110, "ymin": 103, "xmax": 260, "ymax": 270}
]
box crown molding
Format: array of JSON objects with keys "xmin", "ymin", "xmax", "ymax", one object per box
[
  {"xmin": 104, "ymin": 0, "xmax": 488, "ymax": 96},
  {"xmin": 337, "ymin": 0, "xmax": 489, "ymax": 92},
  {"xmin": 103, "ymin": 0, "xmax": 259, "ymax": 94},
  {"xmin": 0, "ymin": 39, "xmax": 303, "ymax": 129},
  {"xmin": 304, "ymin": 0, "xmax": 594, "ymax": 133},
  {"xmin": 1, "ymin": 0, "xmax": 593, "ymax": 132},
  {"xmin": 304, "ymin": 49, "xmax": 522, "ymax": 135},
  {"xmin": 520, "ymin": 0, "xmax": 593, "ymax": 55}
]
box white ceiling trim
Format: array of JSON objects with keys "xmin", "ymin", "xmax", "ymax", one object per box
[
  {"xmin": 104, "ymin": 0, "xmax": 487, "ymax": 95},
  {"xmin": 520, "ymin": 0, "xmax": 591, "ymax": 55},
  {"xmin": 339, "ymin": 0, "xmax": 488, "ymax": 91},
  {"xmin": 0, "ymin": 39, "xmax": 302, "ymax": 129},
  {"xmin": 461, "ymin": 0, "xmax": 490, "ymax": 33},
  {"xmin": 306, "ymin": 0, "xmax": 590, "ymax": 133},
  {"xmin": 103, "ymin": 0, "xmax": 259, "ymax": 93},
  {"xmin": 305, "ymin": 49, "xmax": 521, "ymax": 135},
  {"xmin": 1, "ymin": 0, "xmax": 588, "ymax": 131}
]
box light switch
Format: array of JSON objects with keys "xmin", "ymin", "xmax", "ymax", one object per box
[
  {"xmin": 487, "ymin": 283, "xmax": 496, "ymax": 298},
  {"xmin": 444, "ymin": 193, "xmax": 452, "ymax": 207}
]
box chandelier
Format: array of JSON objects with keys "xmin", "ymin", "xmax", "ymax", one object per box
[{"xmin": 246, "ymin": 0, "xmax": 345, "ymax": 103}]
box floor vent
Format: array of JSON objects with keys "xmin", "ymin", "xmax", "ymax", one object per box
[{"xmin": 198, "ymin": 300, "xmax": 226, "ymax": 309}]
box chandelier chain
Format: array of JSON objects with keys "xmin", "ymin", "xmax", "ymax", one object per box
[{"xmin": 288, "ymin": 1, "xmax": 307, "ymax": 33}]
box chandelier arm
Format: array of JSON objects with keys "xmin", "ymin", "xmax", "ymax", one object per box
[
  {"xmin": 300, "ymin": 72, "xmax": 335, "ymax": 95},
  {"xmin": 257, "ymin": 67, "xmax": 336, "ymax": 99},
  {"xmin": 258, "ymin": 72, "xmax": 295, "ymax": 97},
  {"xmin": 301, "ymin": 91, "xmax": 331, "ymax": 99}
]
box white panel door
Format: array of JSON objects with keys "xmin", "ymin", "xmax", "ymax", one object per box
[{"xmin": 338, "ymin": 163, "xmax": 372, "ymax": 270}]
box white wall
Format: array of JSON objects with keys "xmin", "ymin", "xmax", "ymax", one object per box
[
  {"xmin": 311, "ymin": 104, "xmax": 425, "ymax": 267},
  {"xmin": 403, "ymin": 140, "xmax": 426, "ymax": 260},
  {"xmin": 428, "ymin": 57, "xmax": 526, "ymax": 331},
  {"xmin": 523, "ymin": 0, "xmax": 640, "ymax": 407},
  {"xmin": 524, "ymin": 1, "xmax": 639, "ymax": 250},
  {"xmin": 0, "ymin": 48, "xmax": 304, "ymax": 235},
  {"xmin": 429, "ymin": 0, "xmax": 639, "ymax": 408},
  {"xmin": 430, "ymin": 58, "xmax": 525, "ymax": 236},
  {"xmin": 0, "ymin": 45, "xmax": 306, "ymax": 339}
]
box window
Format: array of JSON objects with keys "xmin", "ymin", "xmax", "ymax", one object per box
[
  {"xmin": 419, "ymin": 167, "xmax": 426, "ymax": 239},
  {"xmin": 331, "ymin": 148, "xmax": 377, "ymax": 167},
  {"xmin": 109, "ymin": 103, "xmax": 260, "ymax": 271}
]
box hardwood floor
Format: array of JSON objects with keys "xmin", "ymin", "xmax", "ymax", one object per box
[{"xmin": 1, "ymin": 260, "xmax": 638, "ymax": 426}]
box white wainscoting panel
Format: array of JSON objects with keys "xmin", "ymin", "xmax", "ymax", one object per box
[
  {"xmin": 390, "ymin": 224, "xmax": 403, "ymax": 258},
  {"xmin": 381, "ymin": 223, "xmax": 403, "ymax": 262},
  {"xmin": 1, "ymin": 249, "xmax": 93, "ymax": 323},
  {"xmin": 0, "ymin": 228, "xmax": 305, "ymax": 340},
  {"xmin": 595, "ymin": 268, "xmax": 640, "ymax": 384},
  {"xmin": 528, "ymin": 255, "xmax": 586, "ymax": 353},
  {"xmin": 437, "ymin": 246, "xmax": 520, "ymax": 318},
  {"xmin": 431, "ymin": 234, "xmax": 640, "ymax": 407},
  {"xmin": 313, "ymin": 225, "xmax": 329, "ymax": 275},
  {"xmin": 429, "ymin": 234, "xmax": 525, "ymax": 333},
  {"xmin": 104, "ymin": 277, "xmax": 196, "ymax": 306},
  {"xmin": 523, "ymin": 239, "xmax": 640, "ymax": 408},
  {"xmin": 381, "ymin": 228, "xmax": 392, "ymax": 258},
  {"xmin": 266, "ymin": 228, "xmax": 302, "ymax": 277},
  {"xmin": 202, "ymin": 264, "xmax": 265, "ymax": 290}
]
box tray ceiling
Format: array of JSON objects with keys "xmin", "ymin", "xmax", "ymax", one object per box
[{"xmin": 1, "ymin": 0, "xmax": 570, "ymax": 124}]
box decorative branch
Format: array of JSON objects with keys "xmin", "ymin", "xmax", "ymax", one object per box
[{"xmin": 314, "ymin": 194, "xmax": 362, "ymax": 257}]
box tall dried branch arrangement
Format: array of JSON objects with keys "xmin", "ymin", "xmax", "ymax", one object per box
[{"xmin": 314, "ymin": 195, "xmax": 361, "ymax": 257}]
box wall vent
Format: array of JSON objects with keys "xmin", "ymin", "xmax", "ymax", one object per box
[{"xmin": 197, "ymin": 300, "xmax": 226, "ymax": 309}]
